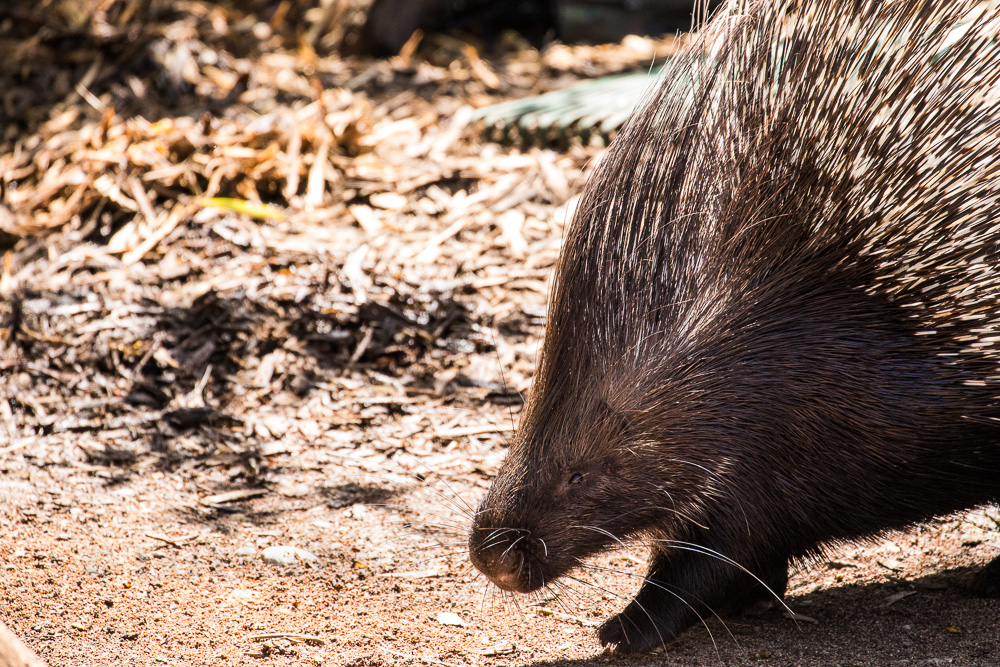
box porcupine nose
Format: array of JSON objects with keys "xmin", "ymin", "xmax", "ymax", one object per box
[
  {"xmin": 469, "ymin": 531, "xmax": 533, "ymax": 593},
  {"xmin": 482, "ymin": 553, "xmax": 531, "ymax": 592}
]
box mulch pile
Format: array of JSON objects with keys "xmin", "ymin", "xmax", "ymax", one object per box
[{"xmin": 0, "ymin": 0, "xmax": 676, "ymax": 463}]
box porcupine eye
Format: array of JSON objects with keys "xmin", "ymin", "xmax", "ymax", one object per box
[{"xmin": 568, "ymin": 473, "xmax": 585, "ymax": 486}]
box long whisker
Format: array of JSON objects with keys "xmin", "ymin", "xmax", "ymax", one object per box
[
  {"xmin": 321, "ymin": 456, "xmax": 477, "ymax": 523},
  {"xmin": 489, "ymin": 326, "xmax": 522, "ymax": 435},
  {"xmin": 480, "ymin": 527, "xmax": 526, "ymax": 551},
  {"xmin": 652, "ymin": 539, "xmax": 797, "ymax": 623},
  {"xmin": 499, "ymin": 534, "xmax": 526, "ymax": 560},
  {"xmin": 574, "ymin": 561, "xmax": 723, "ymax": 658},
  {"xmin": 368, "ymin": 503, "xmax": 470, "ymax": 530},
  {"xmin": 570, "ymin": 524, "xmax": 631, "ymax": 551},
  {"xmin": 665, "ymin": 458, "xmax": 753, "ymax": 538},
  {"xmin": 564, "ymin": 566, "xmax": 672, "ymax": 652},
  {"xmin": 398, "ymin": 465, "xmax": 477, "ymax": 520},
  {"xmin": 545, "ymin": 579, "xmax": 590, "ymax": 616}
]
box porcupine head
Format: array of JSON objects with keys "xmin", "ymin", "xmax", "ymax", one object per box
[{"xmin": 469, "ymin": 0, "xmax": 1000, "ymax": 655}]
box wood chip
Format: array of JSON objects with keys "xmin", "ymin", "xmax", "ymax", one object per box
[
  {"xmin": 369, "ymin": 192, "xmax": 408, "ymax": 211},
  {"xmin": 433, "ymin": 424, "xmax": 513, "ymax": 439},
  {"xmin": 349, "ymin": 204, "xmax": 383, "ymax": 232},
  {"xmin": 249, "ymin": 633, "xmax": 324, "ymax": 645},
  {"xmin": 200, "ymin": 489, "xmax": 268, "ymax": 505}
]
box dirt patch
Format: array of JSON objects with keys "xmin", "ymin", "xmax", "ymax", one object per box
[{"xmin": 3, "ymin": 420, "xmax": 999, "ymax": 667}]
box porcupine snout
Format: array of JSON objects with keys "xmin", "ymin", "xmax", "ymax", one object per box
[{"xmin": 468, "ymin": 525, "xmax": 541, "ymax": 593}]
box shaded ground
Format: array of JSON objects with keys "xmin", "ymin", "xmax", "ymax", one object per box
[{"xmin": 1, "ymin": 2, "xmax": 998, "ymax": 666}]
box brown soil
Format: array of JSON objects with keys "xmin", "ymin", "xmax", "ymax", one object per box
[
  {"xmin": 1, "ymin": 3, "xmax": 998, "ymax": 666},
  {"xmin": 2, "ymin": 429, "xmax": 999, "ymax": 667}
]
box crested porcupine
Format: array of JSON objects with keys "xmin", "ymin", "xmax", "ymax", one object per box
[{"xmin": 468, "ymin": 0, "xmax": 1000, "ymax": 654}]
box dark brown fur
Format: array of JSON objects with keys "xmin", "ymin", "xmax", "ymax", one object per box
[{"xmin": 468, "ymin": 0, "xmax": 1000, "ymax": 654}]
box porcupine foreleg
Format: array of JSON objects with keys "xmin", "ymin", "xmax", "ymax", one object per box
[{"xmin": 598, "ymin": 543, "xmax": 788, "ymax": 653}]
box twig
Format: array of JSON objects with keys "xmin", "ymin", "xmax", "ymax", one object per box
[
  {"xmin": 200, "ymin": 489, "xmax": 268, "ymax": 505},
  {"xmin": 433, "ymin": 424, "xmax": 513, "ymax": 439},
  {"xmin": 249, "ymin": 633, "xmax": 324, "ymax": 646},
  {"xmin": 378, "ymin": 646, "xmax": 462, "ymax": 667},
  {"xmin": 144, "ymin": 532, "xmax": 202, "ymax": 549},
  {"xmin": 0, "ymin": 439, "xmax": 35, "ymax": 456}
]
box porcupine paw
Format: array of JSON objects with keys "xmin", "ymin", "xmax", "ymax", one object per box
[
  {"xmin": 597, "ymin": 610, "xmax": 674, "ymax": 654},
  {"xmin": 719, "ymin": 560, "xmax": 789, "ymax": 618},
  {"xmin": 967, "ymin": 556, "xmax": 1000, "ymax": 597}
]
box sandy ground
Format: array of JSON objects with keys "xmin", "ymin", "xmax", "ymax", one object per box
[{"xmin": 2, "ymin": 419, "xmax": 999, "ymax": 666}]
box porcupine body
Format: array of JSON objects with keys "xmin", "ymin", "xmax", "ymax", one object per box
[{"xmin": 468, "ymin": 0, "xmax": 1000, "ymax": 654}]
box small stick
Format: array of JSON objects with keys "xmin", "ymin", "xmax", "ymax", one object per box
[
  {"xmin": 248, "ymin": 633, "xmax": 324, "ymax": 646},
  {"xmin": 0, "ymin": 439, "xmax": 34, "ymax": 456},
  {"xmin": 378, "ymin": 646, "xmax": 461, "ymax": 667},
  {"xmin": 144, "ymin": 533, "xmax": 202, "ymax": 549}
]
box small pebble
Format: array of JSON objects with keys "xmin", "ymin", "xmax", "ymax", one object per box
[
  {"xmin": 235, "ymin": 546, "xmax": 256, "ymax": 557},
  {"xmin": 261, "ymin": 546, "xmax": 317, "ymax": 566},
  {"xmin": 436, "ymin": 612, "xmax": 465, "ymax": 627},
  {"xmin": 227, "ymin": 589, "xmax": 260, "ymax": 604},
  {"xmin": 878, "ymin": 558, "xmax": 905, "ymax": 571}
]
